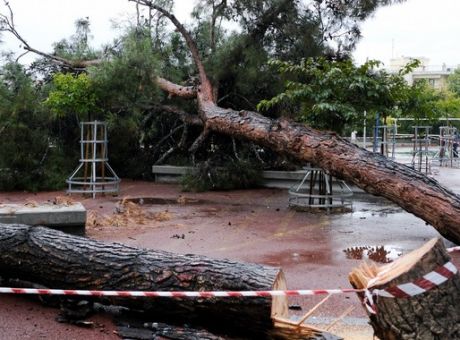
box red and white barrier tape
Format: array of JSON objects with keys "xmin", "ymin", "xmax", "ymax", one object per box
[
  {"xmin": 0, "ymin": 259, "xmax": 458, "ymax": 316},
  {"xmin": 364, "ymin": 261, "xmax": 458, "ymax": 314},
  {"xmin": 447, "ymin": 246, "xmax": 460, "ymax": 253},
  {"xmin": 0, "ymin": 287, "xmax": 360, "ymax": 298}
]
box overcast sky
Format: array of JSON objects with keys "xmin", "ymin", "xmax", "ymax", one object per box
[
  {"xmin": 354, "ymin": 0, "xmax": 460, "ymax": 67},
  {"xmin": 0, "ymin": 0, "xmax": 195, "ymax": 64},
  {"xmin": 1, "ymin": 0, "xmax": 458, "ymax": 68}
]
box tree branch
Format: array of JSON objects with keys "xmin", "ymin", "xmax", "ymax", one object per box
[
  {"xmin": 153, "ymin": 123, "xmax": 185, "ymax": 165},
  {"xmin": 155, "ymin": 77, "xmax": 197, "ymax": 99},
  {"xmin": 160, "ymin": 105, "xmax": 203, "ymax": 126},
  {"xmin": 189, "ymin": 128, "xmax": 209, "ymax": 164},
  {"xmin": 0, "ymin": 0, "xmax": 103, "ymax": 69},
  {"xmin": 131, "ymin": 0, "xmax": 214, "ymax": 102},
  {"xmin": 1, "ymin": 1, "xmax": 200, "ymax": 101}
]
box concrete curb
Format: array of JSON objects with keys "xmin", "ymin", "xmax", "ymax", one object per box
[
  {"xmin": 0, "ymin": 203, "xmax": 86, "ymax": 234},
  {"xmin": 152, "ymin": 165, "xmax": 365, "ymax": 193}
]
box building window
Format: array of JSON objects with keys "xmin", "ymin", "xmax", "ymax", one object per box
[{"xmin": 428, "ymin": 79, "xmax": 436, "ymax": 87}]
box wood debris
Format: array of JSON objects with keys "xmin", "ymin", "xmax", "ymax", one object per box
[
  {"xmin": 86, "ymin": 198, "xmax": 172, "ymax": 228},
  {"xmin": 53, "ymin": 196, "xmax": 77, "ymax": 206},
  {"xmin": 24, "ymin": 200, "xmax": 38, "ymax": 208}
]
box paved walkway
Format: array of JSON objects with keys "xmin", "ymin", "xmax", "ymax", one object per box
[{"xmin": 1, "ymin": 167, "xmax": 460, "ymax": 339}]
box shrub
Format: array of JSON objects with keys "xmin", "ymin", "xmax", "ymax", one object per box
[{"xmin": 180, "ymin": 159, "xmax": 262, "ymax": 192}]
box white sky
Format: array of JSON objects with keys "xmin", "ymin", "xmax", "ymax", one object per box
[
  {"xmin": 353, "ymin": 0, "xmax": 460, "ymax": 67},
  {"xmin": 1, "ymin": 0, "xmax": 459, "ymax": 68},
  {"xmin": 0, "ymin": 0, "xmax": 195, "ymax": 64}
]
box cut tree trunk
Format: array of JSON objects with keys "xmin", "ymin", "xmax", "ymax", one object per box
[
  {"xmin": 349, "ymin": 238, "xmax": 460, "ymax": 339},
  {"xmin": 0, "ymin": 224, "xmax": 339, "ymax": 340}
]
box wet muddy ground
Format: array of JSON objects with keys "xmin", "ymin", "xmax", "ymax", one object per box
[{"xmin": 1, "ymin": 167, "xmax": 460, "ymax": 339}]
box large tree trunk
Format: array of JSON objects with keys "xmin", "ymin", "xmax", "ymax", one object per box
[
  {"xmin": 199, "ymin": 101, "xmax": 460, "ymax": 245},
  {"xmin": 0, "ymin": 224, "xmax": 338, "ymax": 340},
  {"xmin": 349, "ymin": 238, "xmax": 460, "ymax": 339}
]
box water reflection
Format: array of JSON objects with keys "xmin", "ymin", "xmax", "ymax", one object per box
[{"xmin": 343, "ymin": 245, "xmax": 402, "ymax": 263}]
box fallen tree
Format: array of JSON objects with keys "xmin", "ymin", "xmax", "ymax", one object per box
[
  {"xmin": 129, "ymin": 1, "xmax": 460, "ymax": 245},
  {"xmin": 3, "ymin": 1, "xmax": 460, "ymax": 244},
  {"xmin": 349, "ymin": 238, "xmax": 460, "ymax": 339},
  {"xmin": 0, "ymin": 224, "xmax": 339, "ymax": 339}
]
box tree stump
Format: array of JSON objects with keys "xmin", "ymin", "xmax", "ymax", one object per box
[
  {"xmin": 0, "ymin": 224, "xmax": 339, "ymax": 339},
  {"xmin": 349, "ymin": 238, "xmax": 460, "ymax": 339}
]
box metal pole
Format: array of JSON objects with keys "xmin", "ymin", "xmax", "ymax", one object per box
[
  {"xmin": 363, "ymin": 111, "xmax": 367, "ymax": 149},
  {"xmin": 92, "ymin": 121, "xmax": 97, "ymax": 199},
  {"xmin": 373, "ymin": 112, "xmax": 380, "ymax": 153}
]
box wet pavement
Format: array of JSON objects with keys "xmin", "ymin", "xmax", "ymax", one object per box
[{"xmin": 1, "ymin": 167, "xmax": 460, "ymax": 339}]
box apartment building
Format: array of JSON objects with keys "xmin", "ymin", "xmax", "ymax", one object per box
[{"xmin": 388, "ymin": 56, "xmax": 456, "ymax": 90}]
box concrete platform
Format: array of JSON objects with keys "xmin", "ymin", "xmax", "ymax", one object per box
[{"xmin": 0, "ymin": 202, "xmax": 86, "ymax": 234}]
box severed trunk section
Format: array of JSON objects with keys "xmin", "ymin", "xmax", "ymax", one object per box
[
  {"xmin": 0, "ymin": 224, "xmax": 338, "ymax": 339},
  {"xmin": 349, "ymin": 238, "xmax": 460, "ymax": 339}
]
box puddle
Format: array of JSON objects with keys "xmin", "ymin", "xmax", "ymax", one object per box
[
  {"xmin": 126, "ymin": 197, "xmax": 209, "ymax": 205},
  {"xmin": 263, "ymin": 250, "xmax": 333, "ymax": 267},
  {"xmin": 343, "ymin": 245, "xmax": 402, "ymax": 263}
]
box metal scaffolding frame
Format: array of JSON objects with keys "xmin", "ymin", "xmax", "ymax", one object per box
[
  {"xmin": 411, "ymin": 126, "xmax": 432, "ymax": 174},
  {"xmin": 432, "ymin": 126, "xmax": 459, "ymax": 168},
  {"xmin": 66, "ymin": 121, "xmax": 120, "ymax": 198},
  {"xmin": 375, "ymin": 124, "xmax": 397, "ymax": 160},
  {"xmin": 288, "ymin": 167, "xmax": 353, "ymax": 213}
]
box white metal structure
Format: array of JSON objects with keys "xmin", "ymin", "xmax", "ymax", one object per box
[
  {"xmin": 288, "ymin": 168, "xmax": 353, "ymax": 213},
  {"xmin": 67, "ymin": 121, "xmax": 120, "ymax": 198}
]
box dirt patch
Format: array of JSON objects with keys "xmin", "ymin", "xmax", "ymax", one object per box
[
  {"xmin": 86, "ymin": 198, "xmax": 172, "ymax": 228},
  {"xmin": 128, "ymin": 196, "xmax": 209, "ymax": 206}
]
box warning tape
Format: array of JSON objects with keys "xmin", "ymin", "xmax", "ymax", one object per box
[
  {"xmin": 0, "ymin": 261, "xmax": 456, "ymax": 302},
  {"xmin": 447, "ymin": 246, "xmax": 460, "ymax": 253},
  {"xmin": 0, "ymin": 258, "xmax": 458, "ymax": 316},
  {"xmin": 364, "ymin": 261, "xmax": 458, "ymax": 314},
  {"xmin": 0, "ymin": 287, "xmax": 360, "ymax": 298}
]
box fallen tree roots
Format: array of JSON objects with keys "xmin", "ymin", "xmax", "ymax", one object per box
[
  {"xmin": 350, "ymin": 238, "xmax": 460, "ymax": 339},
  {"xmin": 0, "ymin": 224, "xmax": 340, "ymax": 339}
]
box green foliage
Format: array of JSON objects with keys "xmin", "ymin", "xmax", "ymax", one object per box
[
  {"xmin": 45, "ymin": 73, "xmax": 98, "ymax": 119},
  {"xmin": 52, "ymin": 18, "xmax": 99, "ymax": 62},
  {"xmin": 437, "ymin": 90, "xmax": 460, "ymax": 118},
  {"xmin": 180, "ymin": 159, "xmax": 262, "ymax": 192},
  {"xmin": 399, "ymin": 80, "xmax": 443, "ymax": 122},
  {"xmin": 87, "ymin": 30, "xmax": 163, "ymax": 178},
  {"xmin": 258, "ymin": 58, "xmax": 410, "ymax": 131},
  {"xmin": 448, "ymin": 68, "xmax": 460, "ymax": 96},
  {"xmin": 105, "ymin": 113, "xmax": 151, "ymax": 179},
  {"xmin": 90, "ymin": 29, "xmax": 162, "ymax": 112},
  {"xmin": 0, "ymin": 62, "xmax": 70, "ymax": 191}
]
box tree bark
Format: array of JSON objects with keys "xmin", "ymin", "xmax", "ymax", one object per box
[
  {"xmin": 0, "ymin": 224, "xmax": 337, "ymax": 340},
  {"xmin": 349, "ymin": 238, "xmax": 460, "ymax": 339}
]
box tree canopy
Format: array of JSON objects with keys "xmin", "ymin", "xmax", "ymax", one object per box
[{"xmin": 0, "ymin": 0, "xmax": 448, "ymax": 191}]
